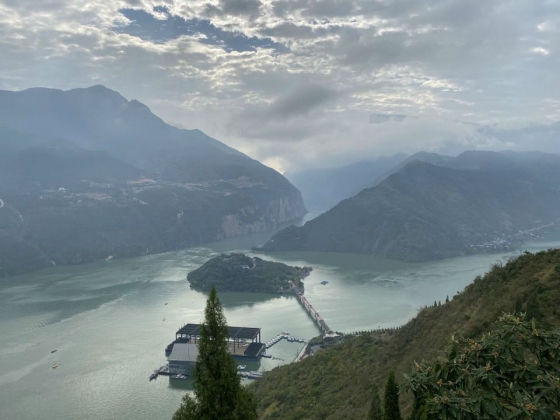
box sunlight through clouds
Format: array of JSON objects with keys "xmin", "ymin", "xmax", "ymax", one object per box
[{"xmin": 0, "ymin": 0, "xmax": 558, "ymax": 171}]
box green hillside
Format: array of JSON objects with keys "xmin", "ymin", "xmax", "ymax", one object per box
[
  {"xmin": 250, "ymin": 249, "xmax": 560, "ymax": 419},
  {"xmin": 259, "ymin": 161, "xmax": 560, "ymax": 262}
]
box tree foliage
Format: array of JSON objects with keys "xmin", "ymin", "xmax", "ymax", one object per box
[
  {"xmin": 404, "ymin": 313, "xmax": 560, "ymax": 419},
  {"xmin": 383, "ymin": 371, "xmax": 402, "ymax": 420},
  {"xmin": 368, "ymin": 384, "xmax": 383, "ymax": 420},
  {"xmin": 173, "ymin": 287, "xmax": 257, "ymax": 420},
  {"xmin": 187, "ymin": 253, "xmax": 312, "ymax": 293}
]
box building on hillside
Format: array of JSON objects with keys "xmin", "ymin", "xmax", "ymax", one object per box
[{"xmin": 167, "ymin": 343, "xmax": 199, "ymax": 375}]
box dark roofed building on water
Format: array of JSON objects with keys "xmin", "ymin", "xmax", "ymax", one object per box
[{"xmin": 165, "ymin": 323, "xmax": 265, "ymax": 375}]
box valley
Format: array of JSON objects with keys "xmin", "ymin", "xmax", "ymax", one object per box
[{"xmin": 3, "ymin": 2, "xmax": 559, "ymax": 419}]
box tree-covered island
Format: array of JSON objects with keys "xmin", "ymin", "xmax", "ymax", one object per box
[{"xmin": 187, "ymin": 253, "xmax": 312, "ymax": 293}]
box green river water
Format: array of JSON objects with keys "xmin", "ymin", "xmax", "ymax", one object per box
[{"xmin": 2, "ymin": 231, "xmax": 560, "ymax": 420}]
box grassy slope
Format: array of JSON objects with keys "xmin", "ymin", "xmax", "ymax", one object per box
[{"xmin": 251, "ymin": 249, "xmax": 560, "ymax": 419}]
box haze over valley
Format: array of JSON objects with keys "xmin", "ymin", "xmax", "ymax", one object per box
[
  {"xmin": 0, "ymin": 86, "xmax": 306, "ymax": 277},
  {"xmin": 1, "ymin": 1, "xmax": 560, "ymax": 419}
]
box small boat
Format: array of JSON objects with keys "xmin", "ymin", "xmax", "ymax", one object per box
[
  {"xmin": 237, "ymin": 365, "xmax": 247, "ymax": 370},
  {"xmin": 162, "ymin": 318, "xmax": 166, "ymax": 321},
  {"xmin": 51, "ymin": 350, "xmax": 57, "ymax": 353},
  {"xmin": 164, "ymin": 303, "xmax": 168, "ymax": 305},
  {"xmin": 52, "ymin": 364, "xmax": 58, "ymax": 369},
  {"xmin": 320, "ymin": 281, "xmax": 329, "ymax": 285}
]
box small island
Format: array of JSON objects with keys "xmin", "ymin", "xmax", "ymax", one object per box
[{"xmin": 187, "ymin": 253, "xmax": 312, "ymax": 293}]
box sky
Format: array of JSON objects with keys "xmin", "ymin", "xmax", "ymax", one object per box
[{"xmin": 0, "ymin": 0, "xmax": 559, "ymax": 172}]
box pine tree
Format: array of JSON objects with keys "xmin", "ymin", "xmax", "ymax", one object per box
[
  {"xmin": 173, "ymin": 287, "xmax": 257, "ymax": 420},
  {"xmin": 445, "ymin": 295, "xmax": 449, "ymax": 304},
  {"xmin": 514, "ymin": 297, "xmax": 522, "ymax": 314},
  {"xmin": 526, "ymin": 296, "xmax": 543, "ymax": 322},
  {"xmin": 368, "ymin": 384, "xmax": 382, "ymax": 420},
  {"xmin": 382, "ymin": 371, "xmax": 402, "ymax": 420}
]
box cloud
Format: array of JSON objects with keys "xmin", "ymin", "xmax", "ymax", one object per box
[
  {"xmin": 115, "ymin": 7, "xmax": 287, "ymax": 53},
  {"xmin": 267, "ymin": 84, "xmax": 339, "ymax": 120},
  {"xmin": 0, "ymin": 0, "xmax": 558, "ymax": 173},
  {"xmin": 217, "ymin": 0, "xmax": 263, "ymax": 17},
  {"xmin": 259, "ymin": 22, "xmax": 316, "ymax": 39}
]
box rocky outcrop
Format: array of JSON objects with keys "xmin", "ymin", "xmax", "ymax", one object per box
[{"xmin": 220, "ymin": 195, "xmax": 306, "ymax": 238}]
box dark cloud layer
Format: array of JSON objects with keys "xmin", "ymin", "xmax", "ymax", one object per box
[
  {"xmin": 267, "ymin": 84, "xmax": 339, "ymax": 120},
  {"xmin": 217, "ymin": 0, "xmax": 263, "ymax": 17}
]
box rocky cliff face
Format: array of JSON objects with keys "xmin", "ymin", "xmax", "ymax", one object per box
[
  {"xmin": 0, "ymin": 86, "xmax": 306, "ymax": 277},
  {"xmin": 220, "ymin": 195, "xmax": 306, "ymax": 238}
]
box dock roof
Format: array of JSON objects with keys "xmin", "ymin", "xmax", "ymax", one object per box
[
  {"xmin": 168, "ymin": 343, "xmax": 199, "ymax": 362},
  {"xmin": 177, "ymin": 323, "xmax": 261, "ymax": 340}
]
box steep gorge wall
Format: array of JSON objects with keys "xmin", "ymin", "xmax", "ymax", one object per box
[
  {"xmin": 0, "ymin": 189, "xmax": 306, "ymax": 277},
  {"xmin": 220, "ymin": 194, "xmax": 306, "ymax": 238}
]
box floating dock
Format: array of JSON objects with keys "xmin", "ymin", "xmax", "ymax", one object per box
[
  {"xmin": 149, "ymin": 365, "xmax": 169, "ymax": 381},
  {"xmin": 166, "ymin": 323, "xmax": 265, "ymax": 360},
  {"xmin": 264, "ymin": 332, "xmax": 306, "ymax": 350}
]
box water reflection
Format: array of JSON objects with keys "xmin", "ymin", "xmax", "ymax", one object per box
[{"xmin": 219, "ymin": 292, "xmax": 287, "ymax": 309}]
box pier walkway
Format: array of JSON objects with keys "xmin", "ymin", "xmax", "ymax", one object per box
[
  {"xmin": 264, "ymin": 333, "xmax": 305, "ymax": 350},
  {"xmin": 291, "ymin": 284, "xmax": 332, "ymax": 334}
]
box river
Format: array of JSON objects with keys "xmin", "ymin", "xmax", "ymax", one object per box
[{"xmin": 1, "ymin": 231, "xmax": 560, "ymax": 420}]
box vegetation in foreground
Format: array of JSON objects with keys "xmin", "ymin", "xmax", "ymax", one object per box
[
  {"xmin": 251, "ymin": 249, "xmax": 560, "ymax": 419},
  {"xmin": 405, "ymin": 313, "xmax": 560, "ymax": 419},
  {"xmin": 187, "ymin": 253, "xmax": 312, "ymax": 293},
  {"xmin": 173, "ymin": 287, "xmax": 257, "ymax": 420}
]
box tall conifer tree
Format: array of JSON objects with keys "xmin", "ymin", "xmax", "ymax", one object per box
[
  {"xmin": 173, "ymin": 287, "xmax": 257, "ymax": 420},
  {"xmin": 382, "ymin": 371, "xmax": 402, "ymax": 420}
]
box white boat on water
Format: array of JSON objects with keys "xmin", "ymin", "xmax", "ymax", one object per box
[{"xmin": 237, "ymin": 365, "xmax": 247, "ymax": 370}]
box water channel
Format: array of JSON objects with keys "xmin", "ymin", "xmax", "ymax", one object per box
[{"xmin": 2, "ymin": 231, "xmax": 559, "ymax": 420}]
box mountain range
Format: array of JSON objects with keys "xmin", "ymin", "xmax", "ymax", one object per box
[
  {"xmin": 0, "ymin": 86, "xmax": 306, "ymax": 277},
  {"xmin": 259, "ymin": 150, "xmax": 560, "ymax": 262}
]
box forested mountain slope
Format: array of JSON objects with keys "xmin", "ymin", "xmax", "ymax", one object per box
[
  {"xmin": 0, "ymin": 86, "xmax": 306, "ymax": 277},
  {"xmin": 260, "ymin": 156, "xmax": 560, "ymax": 262}
]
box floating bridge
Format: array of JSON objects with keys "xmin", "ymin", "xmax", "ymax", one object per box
[{"xmin": 291, "ymin": 284, "xmax": 332, "ymax": 334}]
